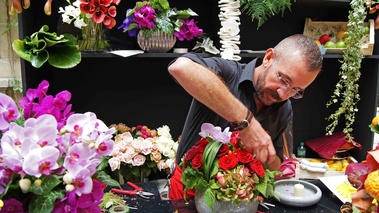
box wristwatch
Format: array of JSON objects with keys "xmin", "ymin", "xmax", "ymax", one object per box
[{"xmin": 230, "ymin": 110, "xmax": 253, "ymax": 131}]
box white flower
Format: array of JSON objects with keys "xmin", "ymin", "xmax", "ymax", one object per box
[
  {"xmin": 58, "ymin": 0, "xmax": 87, "ymax": 29},
  {"xmin": 157, "ymin": 125, "xmax": 172, "ymax": 139},
  {"xmin": 108, "ymin": 157, "xmax": 121, "ymax": 171}
]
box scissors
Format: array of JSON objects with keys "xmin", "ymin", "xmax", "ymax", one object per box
[
  {"xmin": 258, "ymin": 196, "xmax": 276, "ymax": 210},
  {"xmin": 111, "ymin": 181, "xmax": 155, "ymax": 199}
]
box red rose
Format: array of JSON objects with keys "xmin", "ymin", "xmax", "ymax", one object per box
[
  {"xmin": 191, "ymin": 153, "xmax": 203, "ymax": 169},
  {"xmin": 249, "ymin": 158, "xmax": 265, "ymax": 177},
  {"xmin": 217, "ymin": 144, "xmax": 230, "ymax": 157},
  {"xmin": 195, "ymin": 138, "xmax": 209, "ymax": 153},
  {"xmin": 230, "ymin": 131, "xmax": 240, "ymax": 148},
  {"xmin": 234, "ymin": 149, "xmax": 253, "ymax": 163},
  {"xmin": 184, "ymin": 147, "xmax": 199, "ymax": 163},
  {"xmin": 219, "ymin": 155, "xmax": 239, "ymax": 170}
]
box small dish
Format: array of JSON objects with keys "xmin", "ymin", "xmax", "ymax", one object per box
[{"xmin": 274, "ymin": 179, "xmax": 322, "ymax": 207}]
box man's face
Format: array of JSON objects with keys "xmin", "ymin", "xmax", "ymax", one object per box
[{"xmin": 255, "ymin": 55, "xmax": 319, "ymax": 106}]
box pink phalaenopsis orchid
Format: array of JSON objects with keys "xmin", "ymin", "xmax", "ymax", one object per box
[
  {"xmin": 0, "ymin": 80, "xmax": 119, "ymax": 212},
  {"xmin": 0, "ymin": 93, "xmax": 20, "ymax": 131}
]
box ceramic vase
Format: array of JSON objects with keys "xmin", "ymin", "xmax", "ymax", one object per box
[
  {"xmin": 137, "ymin": 30, "xmax": 176, "ymax": 53},
  {"xmin": 194, "ymin": 189, "xmax": 259, "ymax": 213}
]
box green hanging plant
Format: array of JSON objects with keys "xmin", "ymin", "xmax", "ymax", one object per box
[
  {"xmin": 325, "ymin": 0, "xmax": 367, "ymax": 142},
  {"xmin": 240, "ymin": 0, "xmax": 292, "ymax": 29}
]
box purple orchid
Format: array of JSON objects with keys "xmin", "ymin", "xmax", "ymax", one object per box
[
  {"xmin": 0, "ymin": 198, "xmax": 24, "ymax": 213},
  {"xmin": 174, "ymin": 19, "xmax": 203, "ymax": 41},
  {"xmin": 199, "ymin": 123, "xmax": 231, "ymax": 144},
  {"xmin": 0, "ymin": 93, "xmax": 20, "ymax": 132},
  {"xmin": 134, "ymin": 5, "xmax": 156, "ymax": 29},
  {"xmin": 0, "ymin": 80, "xmax": 117, "ymax": 212}
]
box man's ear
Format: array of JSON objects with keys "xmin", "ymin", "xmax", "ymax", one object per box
[{"xmin": 262, "ymin": 48, "xmax": 274, "ymax": 67}]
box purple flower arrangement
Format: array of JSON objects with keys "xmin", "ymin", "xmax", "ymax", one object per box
[
  {"xmin": 0, "ymin": 80, "xmax": 119, "ymax": 213},
  {"xmin": 118, "ymin": 0, "xmax": 203, "ymax": 41}
]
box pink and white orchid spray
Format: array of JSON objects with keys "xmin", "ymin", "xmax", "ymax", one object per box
[
  {"xmin": 107, "ymin": 124, "xmax": 178, "ymax": 183},
  {"xmin": 0, "ymin": 80, "xmax": 119, "ymax": 213}
]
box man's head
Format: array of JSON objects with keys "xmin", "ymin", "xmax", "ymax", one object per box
[{"xmin": 254, "ymin": 34, "xmax": 323, "ymax": 105}]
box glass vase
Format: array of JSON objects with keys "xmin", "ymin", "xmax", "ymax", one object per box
[
  {"xmin": 194, "ymin": 189, "xmax": 259, "ymax": 213},
  {"xmin": 79, "ymin": 17, "xmax": 109, "ymax": 52},
  {"xmin": 137, "ymin": 30, "xmax": 176, "ymax": 53}
]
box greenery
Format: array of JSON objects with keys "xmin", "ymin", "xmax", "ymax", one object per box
[
  {"xmin": 325, "ymin": 0, "xmax": 367, "ymax": 142},
  {"xmin": 240, "ymin": 0, "xmax": 292, "ymax": 29},
  {"xmin": 12, "ymin": 25, "xmax": 81, "ymax": 69}
]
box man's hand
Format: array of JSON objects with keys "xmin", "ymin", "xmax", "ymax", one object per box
[{"xmin": 238, "ymin": 117, "xmax": 276, "ymax": 163}]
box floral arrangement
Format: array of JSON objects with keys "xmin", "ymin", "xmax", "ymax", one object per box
[
  {"xmin": 118, "ymin": 0, "xmax": 203, "ymax": 41},
  {"xmin": 181, "ymin": 123, "xmax": 279, "ymax": 210},
  {"xmin": 342, "ymin": 115, "xmax": 379, "ymax": 213},
  {"xmin": 58, "ymin": 0, "xmax": 121, "ymax": 51},
  {"xmin": 107, "ymin": 123, "xmax": 178, "ymax": 183},
  {"xmin": 0, "ymin": 80, "xmax": 120, "ymax": 213},
  {"xmin": 59, "ymin": 0, "xmax": 121, "ymax": 30}
]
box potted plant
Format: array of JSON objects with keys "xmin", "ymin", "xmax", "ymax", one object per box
[
  {"xmin": 0, "ymin": 80, "xmax": 120, "ymax": 213},
  {"xmin": 118, "ymin": 0, "xmax": 203, "ymax": 52}
]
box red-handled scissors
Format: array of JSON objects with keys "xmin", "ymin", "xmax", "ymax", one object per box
[{"xmin": 111, "ymin": 181, "xmax": 155, "ymax": 199}]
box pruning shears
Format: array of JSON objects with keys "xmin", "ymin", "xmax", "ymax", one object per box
[{"xmin": 111, "ymin": 181, "xmax": 155, "ymax": 199}]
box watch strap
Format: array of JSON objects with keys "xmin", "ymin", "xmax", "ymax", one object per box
[{"xmin": 230, "ymin": 110, "xmax": 253, "ymax": 131}]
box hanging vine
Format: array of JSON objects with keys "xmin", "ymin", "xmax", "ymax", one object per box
[{"xmin": 325, "ymin": 0, "xmax": 367, "ymax": 142}]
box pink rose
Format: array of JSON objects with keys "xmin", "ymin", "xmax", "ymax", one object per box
[
  {"xmin": 108, "ymin": 157, "xmax": 121, "ymax": 171},
  {"xmin": 151, "ymin": 151, "xmax": 162, "ymax": 162},
  {"xmin": 132, "ymin": 154, "xmax": 146, "ymax": 166}
]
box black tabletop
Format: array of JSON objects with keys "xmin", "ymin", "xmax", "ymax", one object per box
[{"xmin": 113, "ymin": 179, "xmax": 343, "ymax": 213}]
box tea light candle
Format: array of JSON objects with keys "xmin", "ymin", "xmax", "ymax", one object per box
[{"xmin": 294, "ymin": 183, "xmax": 304, "ymax": 197}]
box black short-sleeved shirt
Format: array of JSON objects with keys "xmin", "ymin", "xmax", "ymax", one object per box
[{"xmin": 171, "ymin": 52, "xmax": 293, "ymax": 164}]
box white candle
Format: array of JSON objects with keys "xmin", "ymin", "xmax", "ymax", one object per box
[{"xmin": 294, "ymin": 183, "xmax": 304, "ymax": 197}]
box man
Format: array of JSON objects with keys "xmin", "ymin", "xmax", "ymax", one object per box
[{"xmin": 167, "ymin": 34, "xmax": 323, "ymax": 199}]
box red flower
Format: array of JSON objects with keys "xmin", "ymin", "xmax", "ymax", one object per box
[
  {"xmin": 230, "ymin": 131, "xmax": 240, "ymax": 148},
  {"xmin": 191, "ymin": 153, "xmax": 203, "ymax": 169},
  {"xmin": 195, "ymin": 138, "xmax": 209, "ymax": 152},
  {"xmin": 249, "ymin": 158, "xmax": 265, "ymax": 177},
  {"xmin": 234, "ymin": 149, "xmax": 253, "ymax": 163},
  {"xmin": 219, "ymin": 155, "xmax": 239, "ymax": 170},
  {"xmin": 184, "ymin": 146, "xmax": 199, "ymax": 163},
  {"xmin": 217, "ymin": 144, "xmax": 230, "ymax": 158},
  {"xmin": 79, "ymin": 0, "xmax": 120, "ymax": 29}
]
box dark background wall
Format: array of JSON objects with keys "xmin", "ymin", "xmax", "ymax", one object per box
[{"xmin": 19, "ymin": 0, "xmax": 379, "ymax": 161}]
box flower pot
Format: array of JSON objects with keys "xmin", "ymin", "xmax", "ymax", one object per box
[
  {"xmin": 78, "ymin": 18, "xmax": 109, "ymax": 52},
  {"xmin": 137, "ymin": 30, "xmax": 176, "ymax": 53},
  {"xmin": 194, "ymin": 189, "xmax": 259, "ymax": 213}
]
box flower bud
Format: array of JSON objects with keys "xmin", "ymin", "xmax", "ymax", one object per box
[
  {"xmin": 63, "ymin": 173, "xmax": 73, "ymax": 184},
  {"xmin": 19, "ymin": 178, "xmax": 31, "ymax": 193},
  {"xmin": 65, "ymin": 184, "xmax": 75, "ymax": 192},
  {"xmin": 34, "ymin": 179, "xmax": 42, "ymax": 187},
  {"xmin": 0, "ymin": 199, "xmax": 4, "ymax": 209}
]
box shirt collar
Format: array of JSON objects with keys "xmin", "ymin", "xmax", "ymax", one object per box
[{"xmin": 239, "ymin": 58, "xmax": 263, "ymax": 85}]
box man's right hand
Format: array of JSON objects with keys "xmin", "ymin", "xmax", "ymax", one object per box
[{"xmin": 238, "ymin": 117, "xmax": 276, "ymax": 163}]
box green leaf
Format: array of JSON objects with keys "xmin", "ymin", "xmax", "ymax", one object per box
[
  {"xmin": 47, "ymin": 44, "xmax": 81, "ymax": 69},
  {"xmin": 29, "ymin": 175, "xmax": 61, "ymax": 195},
  {"xmin": 30, "ymin": 50, "xmax": 49, "ymax": 68},
  {"xmin": 12, "ymin": 39, "xmax": 31, "ymax": 61},
  {"xmin": 29, "ymin": 190, "xmax": 65, "ymax": 213},
  {"xmin": 202, "ymin": 141, "xmax": 222, "ymax": 180},
  {"xmin": 204, "ymin": 188, "xmax": 216, "ymax": 210},
  {"xmin": 93, "ymin": 170, "xmax": 121, "ymax": 188}
]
